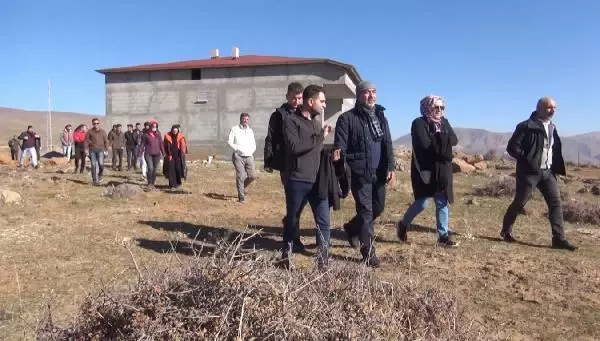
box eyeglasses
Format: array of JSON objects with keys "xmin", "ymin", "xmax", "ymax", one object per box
[
  {"xmin": 433, "ymin": 106, "xmax": 445, "ymax": 111},
  {"xmin": 92, "ymin": 122, "xmax": 99, "ymax": 125}
]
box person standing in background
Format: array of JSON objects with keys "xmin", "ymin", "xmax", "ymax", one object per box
[
  {"xmin": 141, "ymin": 121, "xmax": 165, "ymax": 190},
  {"xmin": 85, "ymin": 118, "xmax": 109, "ymax": 186},
  {"xmin": 18, "ymin": 125, "xmax": 39, "ymax": 169},
  {"xmin": 164, "ymin": 124, "xmax": 188, "ymax": 189},
  {"xmin": 73, "ymin": 124, "xmax": 88, "ymax": 174},
  {"xmin": 109, "ymin": 124, "xmax": 126, "ymax": 171},
  {"xmin": 227, "ymin": 112, "xmax": 257, "ymax": 202},
  {"xmin": 60, "ymin": 125, "xmax": 73, "ymax": 161},
  {"xmin": 8, "ymin": 135, "xmax": 20, "ymax": 161},
  {"xmin": 124, "ymin": 124, "xmax": 137, "ymax": 171}
]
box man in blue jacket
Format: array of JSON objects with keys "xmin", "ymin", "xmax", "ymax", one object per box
[{"xmin": 334, "ymin": 81, "xmax": 395, "ymax": 267}]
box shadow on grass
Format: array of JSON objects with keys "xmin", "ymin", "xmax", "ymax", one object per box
[
  {"xmin": 135, "ymin": 238, "xmax": 215, "ymax": 256},
  {"xmin": 137, "ymin": 220, "xmax": 283, "ymax": 256},
  {"xmin": 476, "ymin": 234, "xmax": 551, "ymax": 249},
  {"xmin": 204, "ymin": 192, "xmax": 237, "ymax": 201}
]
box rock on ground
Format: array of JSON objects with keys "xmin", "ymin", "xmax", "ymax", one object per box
[
  {"xmin": 104, "ymin": 184, "xmax": 143, "ymax": 199},
  {"xmin": 0, "ymin": 189, "xmax": 22, "ymax": 205},
  {"xmin": 452, "ymin": 158, "xmax": 476, "ymax": 173}
]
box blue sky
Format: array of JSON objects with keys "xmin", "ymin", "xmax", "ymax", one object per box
[{"xmin": 1, "ymin": 0, "xmax": 599, "ymax": 138}]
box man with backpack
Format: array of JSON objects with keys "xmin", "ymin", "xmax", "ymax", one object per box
[{"xmin": 264, "ymin": 82, "xmax": 308, "ymax": 252}]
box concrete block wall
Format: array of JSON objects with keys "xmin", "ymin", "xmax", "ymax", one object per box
[{"xmin": 105, "ymin": 63, "xmax": 357, "ymax": 158}]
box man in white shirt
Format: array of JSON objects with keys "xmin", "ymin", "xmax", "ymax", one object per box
[{"xmin": 228, "ymin": 112, "xmax": 257, "ymax": 202}]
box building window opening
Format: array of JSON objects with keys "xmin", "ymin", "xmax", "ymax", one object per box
[{"xmin": 191, "ymin": 69, "xmax": 202, "ymax": 80}]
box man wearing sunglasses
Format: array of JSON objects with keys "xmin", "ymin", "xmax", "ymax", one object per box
[
  {"xmin": 85, "ymin": 118, "xmax": 109, "ymax": 186},
  {"xmin": 334, "ymin": 81, "xmax": 395, "ymax": 267}
]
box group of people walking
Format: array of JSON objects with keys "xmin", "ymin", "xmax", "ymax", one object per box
[
  {"xmin": 255, "ymin": 81, "xmax": 577, "ymax": 270},
  {"xmin": 81, "ymin": 119, "xmax": 188, "ymax": 189},
  {"xmin": 11, "ymin": 119, "xmax": 188, "ymax": 190}
]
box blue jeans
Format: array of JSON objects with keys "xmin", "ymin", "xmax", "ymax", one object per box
[
  {"xmin": 402, "ymin": 193, "xmax": 449, "ymax": 237},
  {"xmin": 284, "ymin": 180, "xmax": 330, "ymax": 247},
  {"xmin": 89, "ymin": 149, "xmax": 104, "ymax": 183}
]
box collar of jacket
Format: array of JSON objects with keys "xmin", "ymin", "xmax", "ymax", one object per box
[
  {"xmin": 294, "ymin": 109, "xmax": 319, "ymax": 120},
  {"xmin": 526, "ymin": 111, "xmax": 554, "ymax": 132},
  {"xmin": 354, "ymin": 103, "xmax": 386, "ymax": 117},
  {"xmin": 278, "ymin": 103, "xmax": 298, "ymax": 116}
]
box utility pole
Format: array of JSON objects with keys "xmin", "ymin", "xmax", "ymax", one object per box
[{"xmin": 47, "ymin": 80, "xmax": 53, "ymax": 152}]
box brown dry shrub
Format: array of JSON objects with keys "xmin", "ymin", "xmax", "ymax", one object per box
[
  {"xmin": 37, "ymin": 240, "xmax": 486, "ymax": 341},
  {"xmin": 562, "ymin": 199, "xmax": 600, "ymax": 225},
  {"xmin": 473, "ymin": 177, "xmax": 516, "ymax": 197}
]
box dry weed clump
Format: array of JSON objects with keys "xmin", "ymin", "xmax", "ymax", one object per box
[
  {"xmin": 37, "ymin": 239, "xmax": 485, "ymax": 341},
  {"xmin": 473, "ymin": 177, "xmax": 516, "ymax": 197},
  {"xmin": 562, "ymin": 199, "xmax": 600, "ymax": 225}
]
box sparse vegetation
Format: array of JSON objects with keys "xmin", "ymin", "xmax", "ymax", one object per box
[
  {"xmin": 37, "ymin": 239, "xmax": 485, "ymax": 341},
  {"xmin": 473, "ymin": 177, "xmax": 516, "ymax": 197},
  {"xmin": 563, "ymin": 199, "xmax": 600, "ymax": 225}
]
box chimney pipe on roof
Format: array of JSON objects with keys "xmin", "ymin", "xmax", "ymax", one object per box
[
  {"xmin": 232, "ymin": 46, "xmax": 240, "ymax": 59},
  {"xmin": 211, "ymin": 48, "xmax": 219, "ymax": 59}
]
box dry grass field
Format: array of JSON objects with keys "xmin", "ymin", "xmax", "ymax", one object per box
[{"xmin": 0, "ymin": 152, "xmax": 599, "ymax": 340}]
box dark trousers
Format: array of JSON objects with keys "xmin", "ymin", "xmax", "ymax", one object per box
[
  {"xmin": 89, "ymin": 149, "xmax": 104, "ymax": 183},
  {"xmin": 502, "ymin": 169, "xmax": 565, "ymax": 239},
  {"xmin": 280, "ymin": 171, "xmax": 307, "ymax": 243},
  {"xmin": 112, "ymin": 148, "xmax": 123, "ymax": 170},
  {"xmin": 347, "ymin": 177, "xmax": 387, "ymax": 256},
  {"xmin": 10, "ymin": 150, "xmax": 18, "ymax": 161},
  {"xmin": 145, "ymin": 154, "xmax": 161, "ymax": 185},
  {"xmin": 284, "ymin": 179, "xmax": 330, "ymax": 247},
  {"xmin": 167, "ymin": 158, "xmax": 183, "ymax": 188},
  {"xmin": 126, "ymin": 147, "xmax": 137, "ymax": 170},
  {"xmin": 74, "ymin": 145, "xmax": 86, "ymax": 173}
]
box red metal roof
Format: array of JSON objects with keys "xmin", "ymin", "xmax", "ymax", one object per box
[{"xmin": 96, "ymin": 55, "xmax": 361, "ymax": 83}]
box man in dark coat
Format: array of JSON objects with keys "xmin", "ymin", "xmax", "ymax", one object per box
[
  {"xmin": 396, "ymin": 95, "xmax": 458, "ymax": 247},
  {"xmin": 501, "ymin": 97, "xmax": 576, "ymax": 251},
  {"xmin": 264, "ymin": 82, "xmax": 308, "ymax": 253},
  {"xmin": 334, "ymin": 81, "xmax": 396, "ymax": 267}
]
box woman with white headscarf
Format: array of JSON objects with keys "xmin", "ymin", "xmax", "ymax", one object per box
[{"xmin": 396, "ymin": 95, "xmax": 459, "ymax": 247}]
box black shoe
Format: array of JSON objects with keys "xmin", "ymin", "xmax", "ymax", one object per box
[
  {"xmin": 362, "ymin": 254, "xmax": 380, "ymax": 268},
  {"xmin": 396, "ymin": 221, "xmax": 408, "ymax": 242},
  {"xmin": 552, "ymin": 238, "xmax": 577, "ymax": 251},
  {"xmin": 500, "ymin": 230, "xmax": 517, "ymax": 243},
  {"xmin": 343, "ymin": 223, "xmax": 360, "ymax": 249},
  {"xmin": 437, "ymin": 235, "xmax": 459, "ymax": 247},
  {"xmin": 292, "ymin": 238, "xmax": 306, "ymax": 253},
  {"xmin": 280, "ymin": 244, "xmax": 292, "ymax": 269},
  {"xmin": 238, "ymin": 197, "xmax": 245, "ymax": 203}
]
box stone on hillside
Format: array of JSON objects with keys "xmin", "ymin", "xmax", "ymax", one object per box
[
  {"xmin": 466, "ymin": 154, "xmax": 485, "ymax": 164},
  {"xmin": 0, "ymin": 189, "xmax": 22, "ymax": 205},
  {"xmin": 452, "ymin": 158, "xmax": 476, "ymax": 173},
  {"xmin": 104, "ymin": 183, "xmax": 143, "ymax": 199},
  {"xmin": 592, "ymin": 185, "xmax": 600, "ymax": 196},
  {"xmin": 473, "ymin": 161, "xmax": 487, "ymax": 170}
]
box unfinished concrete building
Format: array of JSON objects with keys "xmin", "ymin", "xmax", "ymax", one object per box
[{"xmin": 96, "ymin": 47, "xmax": 362, "ymax": 158}]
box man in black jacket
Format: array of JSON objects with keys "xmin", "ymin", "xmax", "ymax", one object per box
[
  {"xmin": 264, "ymin": 82, "xmax": 308, "ymax": 252},
  {"xmin": 281, "ymin": 84, "xmax": 332, "ymax": 269},
  {"xmin": 124, "ymin": 124, "xmax": 137, "ymax": 171},
  {"xmin": 334, "ymin": 81, "xmax": 396, "ymax": 267},
  {"xmin": 501, "ymin": 97, "xmax": 576, "ymax": 251}
]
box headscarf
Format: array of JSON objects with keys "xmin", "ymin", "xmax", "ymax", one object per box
[{"xmin": 420, "ymin": 95, "xmax": 445, "ymax": 129}]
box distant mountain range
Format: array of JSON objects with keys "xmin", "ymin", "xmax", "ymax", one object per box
[{"xmin": 393, "ymin": 128, "xmax": 600, "ymax": 165}]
